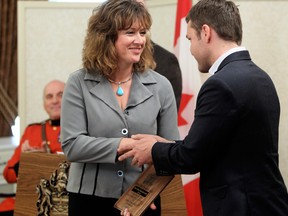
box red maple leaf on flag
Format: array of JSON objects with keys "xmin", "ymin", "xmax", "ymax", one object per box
[
  {"xmin": 178, "ymin": 93, "xmax": 193, "ymax": 126},
  {"xmin": 174, "ymin": 0, "xmax": 204, "ymax": 215}
]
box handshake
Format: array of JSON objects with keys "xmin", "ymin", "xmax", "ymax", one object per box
[{"xmin": 117, "ymin": 134, "xmax": 174, "ymax": 166}]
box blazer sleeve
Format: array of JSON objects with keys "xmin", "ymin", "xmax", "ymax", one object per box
[
  {"xmin": 60, "ymin": 73, "xmax": 121, "ymax": 163},
  {"xmin": 152, "ymin": 77, "xmax": 238, "ymax": 175}
]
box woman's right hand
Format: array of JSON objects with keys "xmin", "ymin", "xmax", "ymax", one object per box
[
  {"xmin": 120, "ymin": 208, "xmax": 130, "ymax": 216},
  {"xmin": 120, "ymin": 203, "xmax": 157, "ymax": 215}
]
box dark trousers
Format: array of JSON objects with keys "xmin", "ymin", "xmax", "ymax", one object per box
[{"xmin": 69, "ymin": 192, "xmax": 161, "ymax": 216}]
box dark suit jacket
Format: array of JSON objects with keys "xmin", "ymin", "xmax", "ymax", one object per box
[
  {"xmin": 152, "ymin": 51, "xmax": 288, "ymax": 216},
  {"xmin": 153, "ymin": 42, "xmax": 182, "ymax": 111}
]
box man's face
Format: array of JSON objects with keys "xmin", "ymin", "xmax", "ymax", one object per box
[{"xmin": 43, "ymin": 81, "xmax": 65, "ymax": 120}]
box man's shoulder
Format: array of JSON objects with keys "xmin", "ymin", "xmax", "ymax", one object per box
[
  {"xmin": 152, "ymin": 42, "xmax": 180, "ymax": 69},
  {"xmin": 26, "ymin": 120, "xmax": 48, "ymax": 128},
  {"xmin": 153, "ymin": 43, "xmax": 175, "ymax": 57}
]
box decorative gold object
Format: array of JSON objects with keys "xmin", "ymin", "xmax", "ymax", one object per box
[{"xmin": 36, "ymin": 161, "xmax": 70, "ymax": 216}]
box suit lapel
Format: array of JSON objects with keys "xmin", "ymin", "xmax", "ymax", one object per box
[
  {"xmin": 85, "ymin": 72, "xmax": 120, "ymax": 114},
  {"xmin": 127, "ymin": 72, "xmax": 155, "ymax": 108},
  {"xmin": 85, "ymin": 70, "xmax": 156, "ymax": 113}
]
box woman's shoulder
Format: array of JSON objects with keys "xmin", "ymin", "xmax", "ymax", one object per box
[
  {"xmin": 141, "ymin": 69, "xmax": 171, "ymax": 84},
  {"xmin": 135, "ymin": 69, "xmax": 173, "ymax": 94},
  {"xmin": 68, "ymin": 68, "xmax": 102, "ymax": 82},
  {"xmin": 69, "ymin": 68, "xmax": 87, "ymax": 78}
]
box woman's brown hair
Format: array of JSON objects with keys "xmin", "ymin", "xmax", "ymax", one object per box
[{"xmin": 82, "ymin": 0, "xmax": 155, "ymax": 78}]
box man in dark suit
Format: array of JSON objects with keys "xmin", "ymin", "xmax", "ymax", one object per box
[{"xmin": 118, "ymin": 0, "xmax": 288, "ymax": 215}]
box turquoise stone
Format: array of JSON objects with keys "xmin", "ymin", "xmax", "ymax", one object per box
[{"xmin": 116, "ymin": 85, "xmax": 124, "ymax": 96}]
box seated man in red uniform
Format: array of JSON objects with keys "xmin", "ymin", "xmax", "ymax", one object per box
[{"xmin": 0, "ymin": 79, "xmax": 65, "ymax": 216}]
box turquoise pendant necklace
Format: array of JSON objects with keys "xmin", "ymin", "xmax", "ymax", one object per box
[{"xmin": 108, "ymin": 74, "xmax": 133, "ymax": 96}]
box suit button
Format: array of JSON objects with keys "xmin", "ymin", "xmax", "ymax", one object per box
[
  {"xmin": 117, "ymin": 170, "xmax": 123, "ymax": 177},
  {"xmin": 121, "ymin": 128, "xmax": 128, "ymax": 135}
]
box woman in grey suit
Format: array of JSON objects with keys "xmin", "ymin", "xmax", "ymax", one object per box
[{"xmin": 60, "ymin": 0, "xmax": 179, "ymax": 215}]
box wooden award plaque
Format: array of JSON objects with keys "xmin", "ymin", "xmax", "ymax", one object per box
[{"xmin": 114, "ymin": 165, "xmax": 174, "ymax": 216}]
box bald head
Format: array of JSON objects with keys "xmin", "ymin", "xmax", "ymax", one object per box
[
  {"xmin": 43, "ymin": 80, "xmax": 65, "ymax": 120},
  {"xmin": 136, "ymin": 0, "xmax": 145, "ymax": 6}
]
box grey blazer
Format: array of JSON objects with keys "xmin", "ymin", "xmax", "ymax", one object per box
[{"xmin": 61, "ymin": 68, "xmax": 179, "ymax": 198}]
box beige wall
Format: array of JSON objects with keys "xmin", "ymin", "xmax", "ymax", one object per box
[
  {"xmin": 235, "ymin": 1, "xmax": 288, "ymax": 185},
  {"xmin": 18, "ymin": 0, "xmax": 288, "ymax": 184}
]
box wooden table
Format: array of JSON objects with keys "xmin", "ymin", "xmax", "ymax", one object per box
[{"xmin": 14, "ymin": 152, "xmax": 187, "ymax": 216}]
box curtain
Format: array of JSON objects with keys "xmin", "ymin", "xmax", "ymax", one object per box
[{"xmin": 0, "ymin": 0, "xmax": 18, "ymax": 137}]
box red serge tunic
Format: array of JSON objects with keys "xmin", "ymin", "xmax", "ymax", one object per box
[
  {"xmin": 3, "ymin": 119, "xmax": 62, "ymax": 183},
  {"xmin": 0, "ymin": 119, "xmax": 62, "ymax": 213}
]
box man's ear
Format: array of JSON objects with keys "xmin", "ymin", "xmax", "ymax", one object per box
[{"xmin": 201, "ymin": 24, "xmax": 211, "ymax": 42}]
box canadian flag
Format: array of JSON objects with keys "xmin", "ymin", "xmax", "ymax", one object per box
[{"xmin": 174, "ymin": 0, "xmax": 203, "ymax": 215}]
